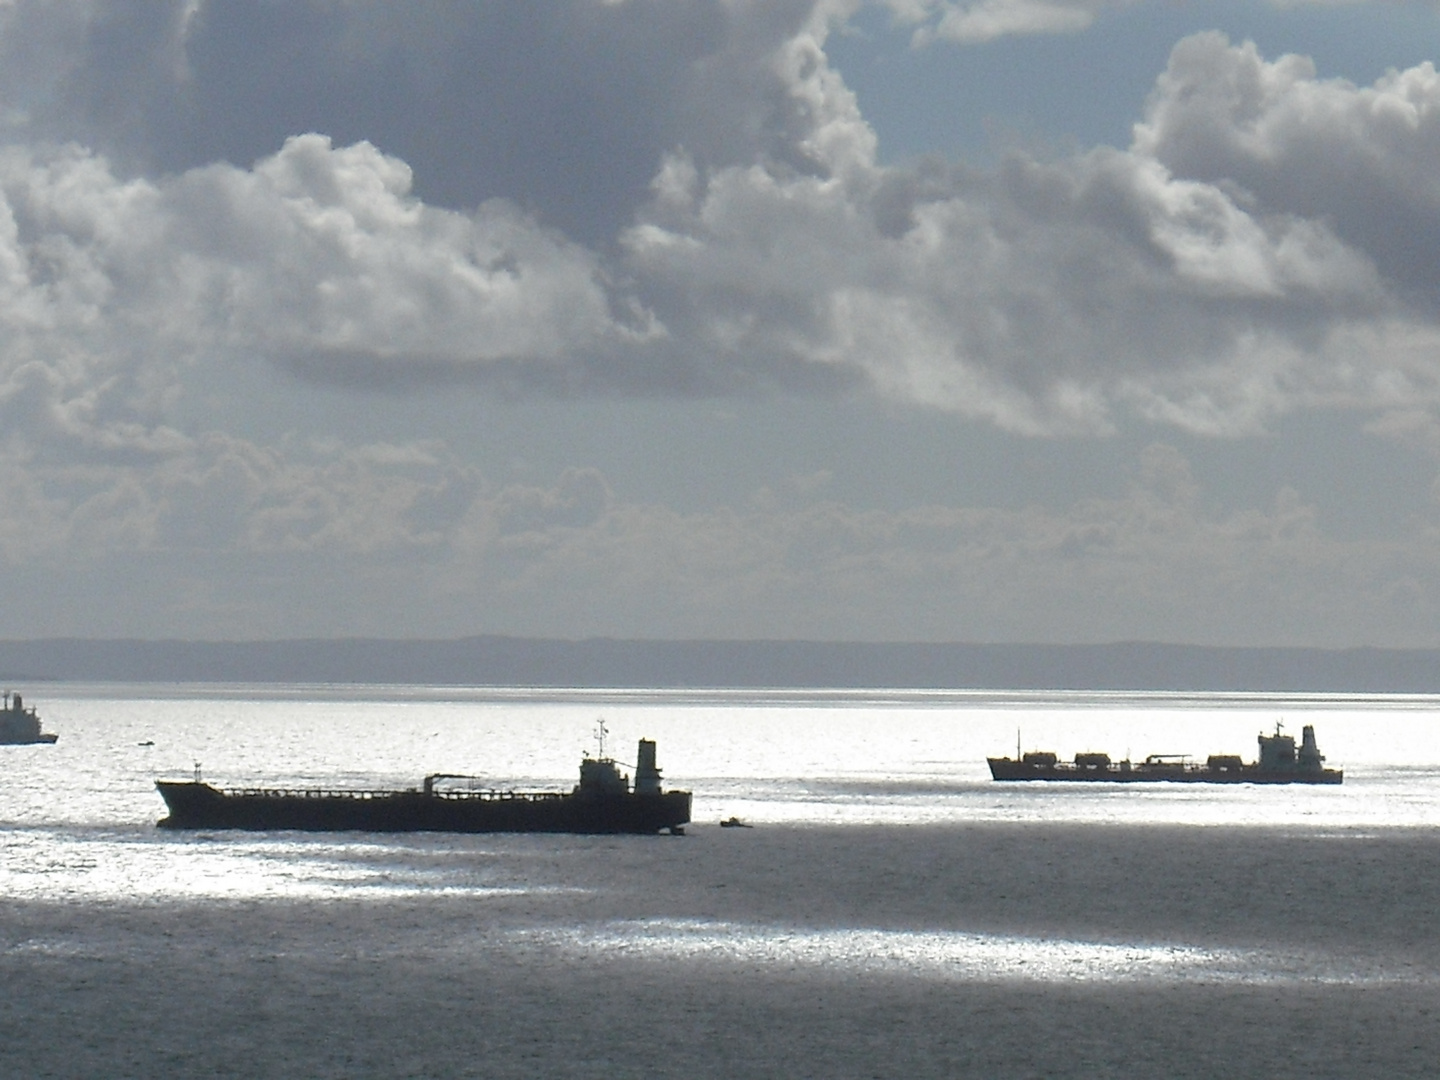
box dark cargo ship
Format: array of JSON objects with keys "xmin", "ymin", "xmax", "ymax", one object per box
[
  {"xmin": 988, "ymin": 723, "xmax": 1342, "ymax": 784},
  {"xmin": 156, "ymin": 737, "xmax": 691, "ymax": 834},
  {"xmin": 1, "ymin": 692, "xmax": 58, "ymax": 745}
]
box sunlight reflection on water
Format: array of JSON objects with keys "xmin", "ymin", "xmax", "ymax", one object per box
[
  {"xmin": 0, "ymin": 829, "xmax": 587, "ymax": 902},
  {"xmin": 526, "ymin": 919, "xmax": 1427, "ymax": 988},
  {"xmin": 14, "ymin": 684, "xmax": 1440, "ymax": 829},
  {"xmin": 2, "ymin": 686, "xmax": 1439, "ymax": 1079},
  {"xmin": 4, "ymin": 685, "xmax": 1440, "ymax": 903}
]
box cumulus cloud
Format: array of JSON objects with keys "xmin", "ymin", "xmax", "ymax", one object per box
[
  {"xmin": 0, "ymin": 3, "xmax": 1436, "ymax": 449},
  {"xmin": 3, "ymin": 0, "xmax": 1440, "ymax": 651},
  {"xmin": 1135, "ymin": 32, "xmax": 1440, "ymax": 303},
  {"xmin": 877, "ymin": 0, "xmax": 1125, "ymax": 44},
  {"xmin": 0, "ymin": 0, "xmax": 800, "ymax": 246},
  {"xmin": 0, "ymin": 132, "xmax": 661, "ymax": 462},
  {"xmin": 622, "ymin": 23, "xmax": 1429, "ymax": 434},
  {"xmin": 866, "ymin": 1, "xmax": 1420, "ymax": 47}
]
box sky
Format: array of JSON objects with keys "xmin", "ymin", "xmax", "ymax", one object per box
[{"xmin": 1, "ymin": 0, "xmax": 1439, "ymax": 647}]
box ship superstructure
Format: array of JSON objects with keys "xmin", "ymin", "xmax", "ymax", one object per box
[{"xmin": 0, "ymin": 692, "xmax": 58, "ymax": 745}]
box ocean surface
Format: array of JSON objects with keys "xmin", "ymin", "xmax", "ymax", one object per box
[{"xmin": 2, "ymin": 685, "xmax": 1439, "ymax": 1077}]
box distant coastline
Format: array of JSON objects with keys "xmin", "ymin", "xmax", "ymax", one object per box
[{"xmin": 2, "ymin": 637, "xmax": 1440, "ymax": 693}]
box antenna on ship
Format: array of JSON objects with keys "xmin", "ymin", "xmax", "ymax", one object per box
[
  {"xmin": 1016, "ymin": 727, "xmax": 1021, "ymax": 761},
  {"xmin": 594, "ymin": 719, "xmax": 609, "ymax": 761},
  {"xmin": 193, "ymin": 761, "xmax": 202, "ymax": 783}
]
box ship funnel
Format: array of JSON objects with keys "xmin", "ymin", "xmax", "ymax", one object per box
[
  {"xmin": 1298, "ymin": 724, "xmax": 1325, "ymax": 771},
  {"xmin": 635, "ymin": 739, "xmax": 662, "ymax": 796}
]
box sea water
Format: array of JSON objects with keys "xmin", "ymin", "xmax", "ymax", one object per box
[{"xmin": 1, "ymin": 685, "xmax": 1438, "ymax": 1077}]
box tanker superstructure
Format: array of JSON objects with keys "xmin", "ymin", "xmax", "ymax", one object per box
[
  {"xmin": 988, "ymin": 724, "xmax": 1342, "ymax": 784},
  {"xmin": 0, "ymin": 692, "xmax": 58, "ymax": 745},
  {"xmin": 156, "ymin": 737, "xmax": 691, "ymax": 833}
]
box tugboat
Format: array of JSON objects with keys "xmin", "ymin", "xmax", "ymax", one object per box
[
  {"xmin": 155, "ymin": 729, "xmax": 691, "ymax": 834},
  {"xmin": 988, "ymin": 723, "xmax": 1342, "ymax": 784},
  {"xmin": 0, "ymin": 692, "xmax": 58, "ymax": 745}
]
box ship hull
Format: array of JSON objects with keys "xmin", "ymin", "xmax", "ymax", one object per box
[
  {"xmin": 987, "ymin": 759, "xmax": 1343, "ymax": 784},
  {"xmin": 155, "ymin": 781, "xmax": 692, "ymax": 834},
  {"xmin": 0, "ymin": 732, "xmax": 58, "ymax": 745}
]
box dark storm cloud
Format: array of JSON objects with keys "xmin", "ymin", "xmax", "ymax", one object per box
[{"xmin": 16, "ymin": 0, "xmax": 822, "ymax": 249}]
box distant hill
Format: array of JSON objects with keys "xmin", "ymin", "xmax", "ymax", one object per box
[{"xmin": 1, "ymin": 637, "xmax": 1438, "ymax": 692}]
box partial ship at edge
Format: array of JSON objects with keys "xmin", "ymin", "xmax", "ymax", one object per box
[
  {"xmin": 1, "ymin": 692, "xmax": 58, "ymax": 745},
  {"xmin": 155, "ymin": 736, "xmax": 692, "ymax": 834},
  {"xmin": 988, "ymin": 723, "xmax": 1342, "ymax": 784}
]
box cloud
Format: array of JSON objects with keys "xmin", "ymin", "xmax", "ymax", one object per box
[
  {"xmin": 424, "ymin": 442, "xmax": 1440, "ymax": 647},
  {"xmin": 879, "ymin": 0, "xmax": 1124, "ymax": 45},
  {"xmin": 867, "ymin": 1, "xmax": 1429, "ymax": 46},
  {"xmin": 2, "ymin": 0, "xmax": 1439, "ymax": 646},
  {"xmin": 622, "ymin": 25, "xmax": 1415, "ymax": 434},
  {"xmin": 0, "ymin": 133, "xmax": 660, "ymax": 454},
  {"xmin": 0, "ymin": 427, "xmax": 492, "ymax": 570},
  {"xmin": 6, "ymin": 435, "xmax": 1431, "ymax": 645},
  {"xmin": 0, "ymin": 0, "xmax": 800, "ymax": 246},
  {"xmin": 1, "ymin": 6, "xmax": 1439, "ymax": 449},
  {"xmin": 1135, "ymin": 31, "xmax": 1440, "ymax": 307}
]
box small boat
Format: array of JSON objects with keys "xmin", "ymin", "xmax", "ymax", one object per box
[
  {"xmin": 719, "ymin": 816, "xmax": 752, "ymax": 828},
  {"xmin": 0, "ymin": 692, "xmax": 58, "ymax": 745}
]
